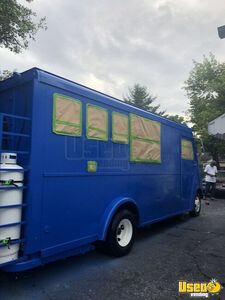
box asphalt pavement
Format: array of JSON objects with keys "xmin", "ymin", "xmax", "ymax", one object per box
[{"xmin": 0, "ymin": 198, "xmax": 225, "ymax": 300}]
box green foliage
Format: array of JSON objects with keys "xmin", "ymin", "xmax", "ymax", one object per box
[
  {"xmin": 167, "ymin": 114, "xmax": 187, "ymax": 125},
  {"xmin": 123, "ymin": 84, "xmax": 166, "ymax": 116},
  {"xmin": 0, "ymin": 69, "xmax": 12, "ymax": 81},
  {"xmin": 184, "ymin": 54, "xmax": 225, "ymax": 161},
  {"xmin": 0, "ymin": 0, "xmax": 47, "ymax": 53}
]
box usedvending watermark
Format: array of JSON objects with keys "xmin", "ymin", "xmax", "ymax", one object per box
[{"xmin": 178, "ymin": 279, "xmax": 222, "ymax": 298}]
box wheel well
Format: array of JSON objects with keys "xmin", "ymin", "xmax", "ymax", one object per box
[
  {"xmin": 102, "ymin": 202, "xmax": 139, "ymax": 241},
  {"xmin": 113, "ymin": 202, "xmax": 139, "ymax": 224}
]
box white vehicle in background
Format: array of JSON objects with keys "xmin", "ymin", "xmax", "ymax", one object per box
[
  {"xmin": 208, "ymin": 113, "xmax": 225, "ymax": 141},
  {"xmin": 216, "ymin": 170, "xmax": 225, "ymax": 196}
]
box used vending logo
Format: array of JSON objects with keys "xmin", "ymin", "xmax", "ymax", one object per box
[{"xmin": 178, "ymin": 279, "xmax": 222, "ymax": 298}]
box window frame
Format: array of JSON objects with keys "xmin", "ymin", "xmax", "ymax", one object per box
[
  {"xmin": 181, "ymin": 138, "xmax": 194, "ymax": 161},
  {"xmin": 130, "ymin": 113, "xmax": 161, "ymax": 163},
  {"xmin": 53, "ymin": 93, "xmax": 82, "ymax": 137},
  {"xmin": 86, "ymin": 104, "xmax": 108, "ymax": 141},
  {"xmin": 112, "ymin": 111, "xmax": 129, "ymax": 144}
]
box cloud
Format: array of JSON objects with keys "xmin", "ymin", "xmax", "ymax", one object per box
[{"xmin": 1, "ymin": 0, "xmax": 225, "ymax": 115}]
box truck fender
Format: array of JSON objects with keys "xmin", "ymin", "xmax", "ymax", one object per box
[{"xmin": 98, "ymin": 197, "xmax": 139, "ymax": 241}]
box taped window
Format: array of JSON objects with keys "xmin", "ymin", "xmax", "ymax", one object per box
[
  {"xmin": 181, "ymin": 139, "xmax": 194, "ymax": 160},
  {"xmin": 130, "ymin": 114, "xmax": 161, "ymax": 163},
  {"xmin": 53, "ymin": 93, "xmax": 82, "ymax": 136},
  {"xmin": 130, "ymin": 114, "xmax": 160, "ymax": 142},
  {"xmin": 112, "ymin": 112, "xmax": 129, "ymax": 144},
  {"xmin": 86, "ymin": 104, "xmax": 108, "ymax": 141}
]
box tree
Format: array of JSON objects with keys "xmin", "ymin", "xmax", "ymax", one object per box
[
  {"xmin": 0, "ymin": 0, "xmax": 46, "ymax": 53},
  {"xmin": 0, "ymin": 70, "xmax": 12, "ymax": 81},
  {"xmin": 184, "ymin": 54, "xmax": 225, "ymax": 162},
  {"xmin": 123, "ymin": 84, "xmax": 165, "ymax": 115},
  {"xmin": 167, "ymin": 114, "xmax": 187, "ymax": 125}
]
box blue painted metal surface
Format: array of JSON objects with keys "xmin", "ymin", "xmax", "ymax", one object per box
[{"xmin": 0, "ymin": 68, "xmax": 201, "ymax": 271}]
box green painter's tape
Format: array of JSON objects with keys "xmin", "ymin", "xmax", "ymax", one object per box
[
  {"xmin": 87, "ymin": 161, "xmax": 97, "ymax": 172},
  {"xmin": 53, "ymin": 93, "xmax": 82, "ymax": 137}
]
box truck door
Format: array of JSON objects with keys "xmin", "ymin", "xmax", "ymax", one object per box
[{"xmin": 181, "ymin": 137, "xmax": 199, "ymax": 211}]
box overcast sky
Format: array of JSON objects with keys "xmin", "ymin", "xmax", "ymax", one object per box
[{"xmin": 1, "ymin": 0, "xmax": 225, "ymax": 115}]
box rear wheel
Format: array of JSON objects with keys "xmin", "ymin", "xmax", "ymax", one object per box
[
  {"xmin": 190, "ymin": 195, "xmax": 201, "ymax": 217},
  {"xmin": 105, "ymin": 209, "xmax": 137, "ymax": 257}
]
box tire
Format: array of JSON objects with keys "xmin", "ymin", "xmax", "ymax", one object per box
[
  {"xmin": 190, "ymin": 195, "xmax": 201, "ymax": 217},
  {"xmin": 104, "ymin": 209, "xmax": 137, "ymax": 257}
]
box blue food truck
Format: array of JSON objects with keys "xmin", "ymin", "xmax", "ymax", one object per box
[{"xmin": 0, "ymin": 68, "xmax": 202, "ymax": 272}]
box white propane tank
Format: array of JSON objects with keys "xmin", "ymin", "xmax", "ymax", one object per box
[{"xmin": 0, "ymin": 153, "xmax": 24, "ymax": 264}]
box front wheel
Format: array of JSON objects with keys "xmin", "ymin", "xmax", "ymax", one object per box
[
  {"xmin": 190, "ymin": 195, "xmax": 201, "ymax": 217},
  {"xmin": 104, "ymin": 209, "xmax": 137, "ymax": 257}
]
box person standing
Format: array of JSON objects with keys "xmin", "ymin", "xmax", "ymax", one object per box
[{"xmin": 204, "ymin": 160, "xmax": 218, "ymax": 200}]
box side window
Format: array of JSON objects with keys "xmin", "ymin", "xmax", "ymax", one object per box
[
  {"xmin": 86, "ymin": 104, "xmax": 108, "ymax": 141},
  {"xmin": 181, "ymin": 139, "xmax": 194, "ymax": 160},
  {"xmin": 130, "ymin": 114, "xmax": 161, "ymax": 163},
  {"xmin": 112, "ymin": 112, "xmax": 129, "ymax": 144},
  {"xmin": 53, "ymin": 93, "xmax": 82, "ymax": 136}
]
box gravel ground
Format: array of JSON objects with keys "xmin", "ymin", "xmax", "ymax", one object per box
[{"xmin": 0, "ymin": 198, "xmax": 224, "ymax": 300}]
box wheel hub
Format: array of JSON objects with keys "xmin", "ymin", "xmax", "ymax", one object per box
[
  {"xmin": 116, "ymin": 219, "xmax": 133, "ymax": 247},
  {"xmin": 195, "ymin": 197, "xmax": 200, "ymax": 212}
]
